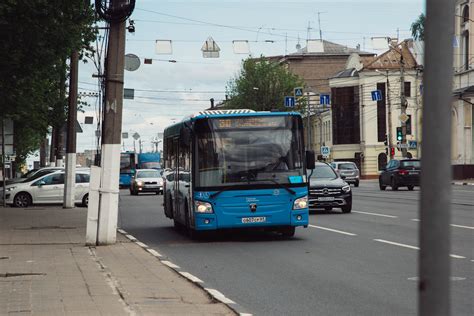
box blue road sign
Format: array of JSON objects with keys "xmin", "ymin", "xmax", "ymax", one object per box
[
  {"xmin": 371, "ymin": 90, "xmax": 382, "ymax": 101},
  {"xmin": 320, "ymin": 94, "xmax": 330, "ymax": 105},
  {"xmin": 321, "ymin": 146, "xmax": 330, "ymax": 157},
  {"xmin": 294, "ymin": 87, "xmax": 304, "ymax": 97},
  {"xmin": 284, "ymin": 96, "xmax": 296, "ymax": 108},
  {"xmin": 408, "ymin": 140, "xmax": 417, "ymax": 149}
]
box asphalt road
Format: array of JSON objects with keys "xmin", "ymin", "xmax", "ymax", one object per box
[{"xmin": 118, "ymin": 182, "xmax": 474, "ymax": 316}]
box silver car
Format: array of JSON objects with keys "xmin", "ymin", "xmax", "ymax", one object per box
[
  {"xmin": 330, "ymin": 161, "xmax": 360, "ymax": 187},
  {"xmin": 3, "ymin": 170, "xmax": 90, "ymax": 207},
  {"xmin": 130, "ymin": 169, "xmax": 164, "ymax": 195}
]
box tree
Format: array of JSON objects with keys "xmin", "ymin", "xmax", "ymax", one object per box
[
  {"xmin": 225, "ymin": 57, "xmax": 306, "ymax": 112},
  {"xmin": 411, "ymin": 13, "xmax": 425, "ymax": 41},
  {"xmin": 0, "ymin": 0, "xmax": 97, "ymax": 169}
]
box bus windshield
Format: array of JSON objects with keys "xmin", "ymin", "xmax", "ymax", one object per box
[
  {"xmin": 195, "ymin": 116, "xmax": 304, "ymax": 188},
  {"xmin": 120, "ymin": 153, "xmax": 133, "ymax": 174}
]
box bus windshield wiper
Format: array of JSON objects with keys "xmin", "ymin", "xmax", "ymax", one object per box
[{"xmin": 209, "ymin": 186, "xmax": 235, "ymax": 199}]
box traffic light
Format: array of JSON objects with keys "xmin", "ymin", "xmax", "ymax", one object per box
[
  {"xmin": 390, "ymin": 147, "xmax": 395, "ymax": 157},
  {"xmin": 396, "ymin": 127, "xmax": 403, "ymax": 141}
]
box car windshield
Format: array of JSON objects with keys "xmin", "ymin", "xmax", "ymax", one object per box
[
  {"xmin": 339, "ymin": 163, "xmax": 356, "ymax": 170},
  {"xmin": 309, "ymin": 165, "xmax": 338, "ymax": 180},
  {"xmin": 141, "ymin": 162, "xmax": 161, "ymax": 169},
  {"xmin": 22, "ymin": 169, "xmax": 58, "ymax": 183},
  {"xmin": 401, "ymin": 160, "xmax": 421, "ymax": 168},
  {"xmin": 136, "ymin": 170, "xmax": 160, "ymax": 178},
  {"xmin": 195, "ymin": 116, "xmax": 304, "ymax": 187}
]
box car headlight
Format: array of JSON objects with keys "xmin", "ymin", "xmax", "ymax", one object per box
[
  {"xmin": 5, "ymin": 186, "xmax": 16, "ymax": 192},
  {"xmin": 293, "ymin": 196, "xmax": 308, "ymax": 210},
  {"xmin": 195, "ymin": 200, "xmax": 213, "ymax": 213},
  {"xmin": 136, "ymin": 180, "xmax": 144, "ymax": 186},
  {"xmin": 342, "ymin": 185, "xmax": 351, "ymax": 193}
]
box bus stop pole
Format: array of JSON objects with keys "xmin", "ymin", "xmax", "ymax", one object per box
[{"xmin": 419, "ymin": 0, "xmax": 455, "ymax": 315}]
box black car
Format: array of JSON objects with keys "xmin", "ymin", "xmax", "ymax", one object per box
[
  {"xmin": 308, "ymin": 162, "xmax": 352, "ymax": 213},
  {"xmin": 379, "ymin": 159, "xmax": 420, "ymax": 191}
]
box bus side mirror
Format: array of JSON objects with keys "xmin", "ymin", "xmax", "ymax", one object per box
[
  {"xmin": 181, "ymin": 127, "xmax": 191, "ymax": 146},
  {"xmin": 306, "ymin": 150, "xmax": 315, "ymax": 170}
]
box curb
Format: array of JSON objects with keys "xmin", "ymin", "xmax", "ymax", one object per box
[
  {"xmin": 117, "ymin": 228, "xmax": 251, "ymax": 316},
  {"xmin": 452, "ymin": 182, "xmax": 474, "ymax": 186}
]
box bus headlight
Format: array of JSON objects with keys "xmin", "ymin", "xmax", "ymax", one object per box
[
  {"xmin": 342, "ymin": 185, "xmax": 351, "ymax": 193},
  {"xmin": 195, "ymin": 200, "xmax": 213, "ymax": 213},
  {"xmin": 293, "ymin": 196, "xmax": 308, "ymax": 209}
]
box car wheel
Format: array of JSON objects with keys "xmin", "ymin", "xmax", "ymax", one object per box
[
  {"xmin": 341, "ymin": 204, "xmax": 352, "ymax": 213},
  {"xmin": 379, "ymin": 178, "xmax": 386, "ymax": 191},
  {"xmin": 280, "ymin": 226, "xmax": 295, "ymax": 238},
  {"xmin": 354, "ymin": 181, "xmax": 359, "ymax": 187},
  {"xmin": 13, "ymin": 192, "xmax": 32, "ymax": 208},
  {"xmin": 82, "ymin": 194, "xmax": 89, "ymax": 207},
  {"xmin": 407, "ymin": 185, "xmax": 414, "ymax": 191},
  {"xmin": 391, "ymin": 178, "xmax": 398, "ymax": 191}
]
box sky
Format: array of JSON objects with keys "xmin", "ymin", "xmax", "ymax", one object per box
[{"xmin": 74, "ymin": 0, "xmax": 425, "ymax": 155}]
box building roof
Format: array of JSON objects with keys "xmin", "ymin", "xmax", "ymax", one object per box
[
  {"xmin": 363, "ymin": 39, "xmax": 420, "ymax": 70},
  {"xmin": 332, "ymin": 68, "xmax": 359, "ymax": 79},
  {"xmin": 267, "ymin": 40, "xmax": 374, "ymax": 62}
]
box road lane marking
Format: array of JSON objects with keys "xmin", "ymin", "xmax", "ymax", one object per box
[
  {"xmin": 412, "ymin": 219, "xmax": 474, "ymax": 230},
  {"xmin": 135, "ymin": 241, "xmax": 148, "ymax": 248},
  {"xmin": 309, "ymin": 225, "xmax": 357, "ymax": 236},
  {"xmin": 374, "ymin": 239, "xmax": 419, "ymax": 250},
  {"xmin": 161, "ymin": 260, "xmax": 180, "ymax": 269},
  {"xmin": 451, "ymin": 224, "xmax": 474, "ymax": 230},
  {"xmin": 408, "ymin": 276, "xmax": 466, "ymax": 281},
  {"xmin": 353, "ymin": 210, "xmax": 398, "ymax": 218},
  {"xmin": 125, "ymin": 234, "xmax": 137, "ymax": 241},
  {"xmin": 179, "ymin": 271, "xmax": 203, "ymax": 283},
  {"xmin": 374, "ymin": 239, "xmax": 466, "ymax": 259},
  {"xmin": 146, "ymin": 248, "xmax": 162, "ymax": 257},
  {"xmin": 205, "ymin": 288, "xmax": 236, "ymax": 304}
]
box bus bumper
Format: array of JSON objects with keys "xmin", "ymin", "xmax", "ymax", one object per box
[{"xmin": 193, "ymin": 209, "xmax": 309, "ymax": 231}]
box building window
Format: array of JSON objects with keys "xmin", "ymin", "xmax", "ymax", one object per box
[
  {"xmin": 462, "ymin": 30, "xmax": 470, "ymax": 70},
  {"xmin": 376, "ymin": 82, "xmax": 387, "ymax": 142},
  {"xmin": 331, "ymin": 86, "xmax": 360, "ymax": 145},
  {"xmin": 462, "ymin": 5, "xmax": 469, "ymax": 23},
  {"xmin": 404, "ymin": 82, "xmax": 411, "ymax": 97}
]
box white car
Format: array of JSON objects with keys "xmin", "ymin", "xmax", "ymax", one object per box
[
  {"xmin": 3, "ymin": 170, "xmax": 90, "ymax": 208},
  {"xmin": 130, "ymin": 169, "xmax": 164, "ymax": 195}
]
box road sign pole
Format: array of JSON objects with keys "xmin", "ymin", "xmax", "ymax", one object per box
[
  {"xmin": 2, "ymin": 117, "xmax": 6, "ymax": 207},
  {"xmin": 419, "ymin": 0, "xmax": 454, "ymax": 315}
]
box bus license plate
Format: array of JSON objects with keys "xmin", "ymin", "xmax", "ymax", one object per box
[
  {"xmin": 242, "ymin": 217, "xmax": 266, "ymax": 223},
  {"xmin": 318, "ymin": 197, "xmax": 335, "ymax": 201}
]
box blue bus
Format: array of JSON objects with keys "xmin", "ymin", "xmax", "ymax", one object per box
[
  {"xmin": 120, "ymin": 151, "xmax": 137, "ymax": 188},
  {"xmin": 162, "ymin": 110, "xmax": 315, "ymax": 238}
]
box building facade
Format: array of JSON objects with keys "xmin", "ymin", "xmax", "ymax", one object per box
[{"xmin": 452, "ymin": 1, "xmax": 474, "ymax": 179}]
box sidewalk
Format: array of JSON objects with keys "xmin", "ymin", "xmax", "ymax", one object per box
[{"xmin": 0, "ymin": 206, "xmax": 235, "ymax": 315}]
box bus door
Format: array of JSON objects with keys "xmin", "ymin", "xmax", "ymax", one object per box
[
  {"xmin": 177, "ymin": 140, "xmax": 191, "ymax": 226},
  {"xmin": 172, "ymin": 137, "xmax": 182, "ymax": 222}
]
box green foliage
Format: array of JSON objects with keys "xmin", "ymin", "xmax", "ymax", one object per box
[
  {"xmin": 225, "ymin": 57, "xmax": 306, "ymax": 112},
  {"xmin": 0, "ymin": 0, "xmax": 98, "ymax": 167},
  {"xmin": 411, "ymin": 13, "xmax": 425, "ymax": 41}
]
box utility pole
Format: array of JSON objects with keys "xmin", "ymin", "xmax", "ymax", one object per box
[
  {"xmin": 49, "ymin": 127, "xmax": 56, "ymax": 166},
  {"xmin": 306, "ymin": 92, "xmax": 311, "ymax": 151},
  {"xmin": 2, "ymin": 117, "xmax": 6, "ymax": 207},
  {"xmin": 386, "ymin": 71, "xmax": 394, "ymax": 159},
  {"xmin": 419, "ymin": 0, "xmax": 454, "ymax": 314},
  {"xmin": 317, "ymin": 12, "xmax": 324, "ymax": 41},
  {"xmin": 63, "ymin": 51, "xmax": 79, "ymax": 208},
  {"xmin": 39, "ymin": 137, "xmax": 47, "ymax": 167},
  {"xmin": 96, "ymin": 0, "xmax": 132, "ymax": 245},
  {"xmin": 400, "ymin": 53, "xmax": 408, "ymax": 158}
]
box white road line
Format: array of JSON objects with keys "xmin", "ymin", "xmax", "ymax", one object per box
[
  {"xmin": 205, "ymin": 288, "xmax": 236, "ymax": 305},
  {"xmin": 125, "ymin": 234, "xmax": 137, "ymax": 241},
  {"xmin": 179, "ymin": 271, "xmax": 203, "ymax": 283},
  {"xmin": 374, "ymin": 239, "xmax": 466, "ymax": 259},
  {"xmin": 135, "ymin": 241, "xmax": 148, "ymax": 248},
  {"xmin": 117, "ymin": 228, "xmax": 127, "ymax": 234},
  {"xmin": 412, "ymin": 219, "xmax": 474, "ymax": 230},
  {"xmin": 353, "ymin": 210, "xmax": 398, "ymax": 218},
  {"xmin": 374, "ymin": 239, "xmax": 419, "ymax": 250},
  {"xmin": 146, "ymin": 248, "xmax": 162, "ymax": 257},
  {"xmin": 161, "ymin": 260, "xmax": 180, "ymax": 269},
  {"xmin": 309, "ymin": 225, "xmax": 357, "ymax": 236},
  {"xmin": 451, "ymin": 224, "xmax": 474, "ymax": 230}
]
